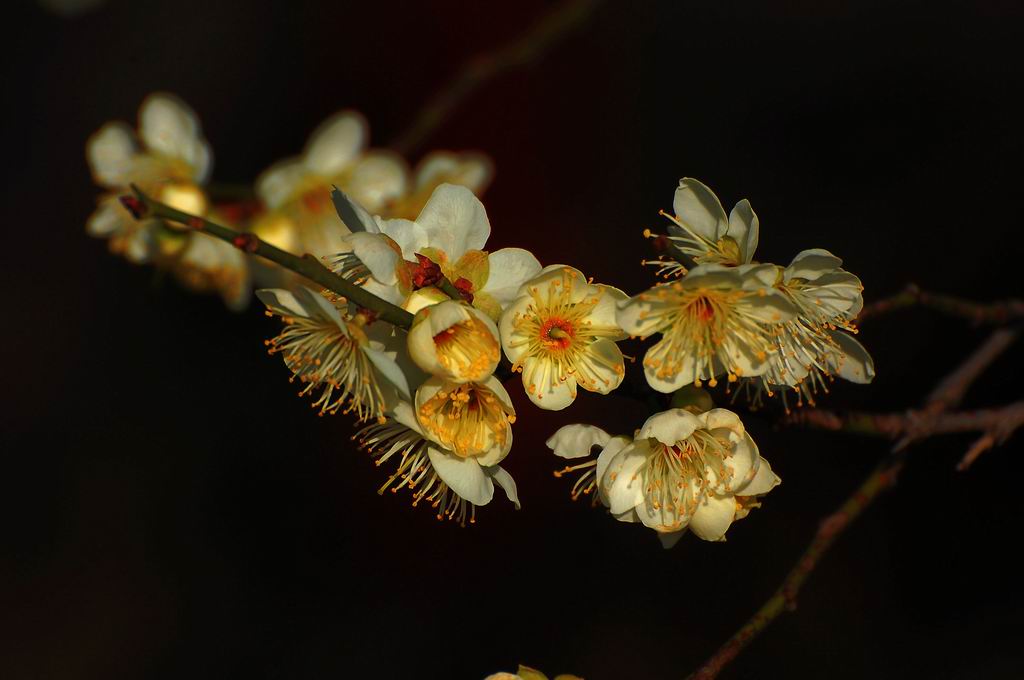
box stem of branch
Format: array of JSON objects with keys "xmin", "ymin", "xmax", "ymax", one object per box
[
  {"xmin": 126, "ymin": 186, "xmax": 414, "ymax": 328},
  {"xmin": 857, "ymin": 284, "xmax": 1024, "ymax": 325}
]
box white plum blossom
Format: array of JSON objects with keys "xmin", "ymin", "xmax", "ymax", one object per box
[
  {"xmin": 500, "ymin": 265, "xmax": 628, "ymax": 410},
  {"xmin": 659, "ymin": 177, "xmax": 760, "ymax": 269},
  {"xmin": 408, "ymin": 300, "xmax": 502, "ymax": 384},
  {"xmin": 256, "ymin": 287, "xmax": 411, "ymax": 423},
  {"xmin": 333, "ymin": 183, "xmax": 542, "ymax": 319},
  {"xmin": 414, "ymin": 375, "xmax": 516, "ymax": 464},
  {"xmin": 87, "ymin": 93, "xmax": 212, "ymax": 263},
  {"xmin": 617, "ymin": 263, "xmax": 796, "ymax": 392},
  {"xmin": 86, "ymin": 94, "xmax": 251, "ymax": 308},
  {"xmin": 754, "ymin": 248, "xmax": 874, "ymax": 406},
  {"xmin": 555, "ymin": 408, "xmax": 780, "ymax": 547},
  {"xmin": 356, "ymin": 401, "xmax": 519, "ymax": 525}
]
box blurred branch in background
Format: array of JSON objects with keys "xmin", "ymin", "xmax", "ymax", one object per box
[
  {"xmin": 857, "ymin": 283, "xmax": 1024, "ymax": 325},
  {"xmin": 687, "ymin": 301, "xmax": 1022, "ymax": 680},
  {"xmin": 390, "ymin": 0, "xmax": 602, "ymax": 156}
]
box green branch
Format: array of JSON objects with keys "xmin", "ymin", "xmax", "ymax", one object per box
[{"xmin": 124, "ymin": 187, "xmax": 414, "ymax": 328}]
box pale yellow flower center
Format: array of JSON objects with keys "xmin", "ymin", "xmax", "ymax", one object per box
[
  {"xmin": 641, "ymin": 284, "xmax": 769, "ymax": 387},
  {"xmin": 432, "ymin": 317, "xmax": 500, "ymax": 381},
  {"xmin": 417, "ymin": 383, "xmax": 515, "ymax": 459},
  {"xmin": 640, "ymin": 431, "xmax": 730, "ymax": 525},
  {"xmin": 508, "ymin": 270, "xmax": 623, "ymax": 394}
]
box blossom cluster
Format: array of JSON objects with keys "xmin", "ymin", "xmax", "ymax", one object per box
[{"xmin": 87, "ymin": 96, "xmax": 874, "ymax": 546}]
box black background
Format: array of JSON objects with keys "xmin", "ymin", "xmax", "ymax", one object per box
[{"xmin": 3, "ymin": 1, "xmax": 1024, "ymax": 678}]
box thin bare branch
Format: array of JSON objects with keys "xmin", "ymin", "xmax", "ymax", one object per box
[
  {"xmin": 856, "ymin": 284, "xmax": 1024, "ymax": 325},
  {"xmin": 390, "ymin": 0, "xmax": 601, "ymax": 155}
]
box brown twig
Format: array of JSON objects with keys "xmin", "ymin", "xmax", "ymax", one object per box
[
  {"xmin": 788, "ymin": 401, "xmax": 1024, "ymax": 443},
  {"xmin": 687, "ymin": 323, "xmax": 1022, "ymax": 679},
  {"xmin": 390, "ymin": 0, "xmax": 601, "ymax": 155},
  {"xmin": 856, "ymin": 284, "xmax": 1024, "ymax": 325}
]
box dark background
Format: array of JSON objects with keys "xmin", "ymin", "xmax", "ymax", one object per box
[{"xmin": 3, "ymin": 1, "xmax": 1023, "ymax": 678}]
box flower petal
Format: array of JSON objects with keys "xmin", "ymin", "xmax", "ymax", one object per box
[
  {"xmin": 138, "ymin": 93, "xmax": 211, "ymax": 182},
  {"xmin": 596, "ymin": 435, "xmax": 633, "ymax": 507},
  {"xmin": 486, "ymin": 465, "xmax": 520, "ymax": 509},
  {"xmin": 375, "ymin": 217, "xmax": 428, "ymax": 259},
  {"xmin": 545, "ymin": 424, "xmax": 612, "ymax": 459},
  {"xmin": 303, "ymin": 111, "xmax": 366, "ymax": 176},
  {"xmin": 364, "ymin": 345, "xmax": 413, "ymax": 402},
  {"xmin": 87, "ymin": 122, "xmax": 136, "ymax": 187},
  {"xmin": 86, "ymin": 200, "xmax": 125, "ymax": 237},
  {"xmin": 481, "ymin": 248, "xmax": 543, "ymax": 307},
  {"xmin": 688, "ymin": 493, "xmax": 737, "ymax": 541},
  {"xmin": 427, "ymin": 447, "xmax": 494, "ymax": 506},
  {"xmin": 637, "ymin": 408, "xmax": 701, "ymax": 446},
  {"xmin": 343, "ymin": 232, "xmax": 400, "ymax": 285},
  {"xmin": 604, "ymin": 442, "xmax": 650, "ymax": 515},
  {"xmin": 575, "ymin": 337, "xmax": 625, "ymax": 395},
  {"xmin": 831, "ymin": 330, "xmax": 875, "ymax": 384},
  {"xmin": 522, "ymin": 357, "xmax": 578, "ymax": 410},
  {"xmin": 415, "ymin": 184, "xmax": 490, "ymax": 260},
  {"xmin": 345, "ymin": 151, "xmax": 408, "ymax": 212},
  {"xmin": 729, "ymin": 198, "xmax": 759, "ymax": 263},
  {"xmin": 657, "ymin": 530, "xmax": 687, "ymax": 549},
  {"xmin": 673, "ymin": 177, "xmax": 728, "ymax": 242},
  {"xmin": 736, "ymin": 456, "xmax": 780, "ymax": 496},
  {"xmin": 255, "ymin": 160, "xmax": 306, "ymax": 208}
]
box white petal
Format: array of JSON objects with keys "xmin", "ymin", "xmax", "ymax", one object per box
[
  {"xmin": 616, "ymin": 295, "xmax": 667, "ymax": 338},
  {"xmin": 728, "ymin": 198, "xmax": 759, "ymax": 263},
  {"xmin": 256, "ymin": 288, "xmax": 305, "ymax": 317},
  {"xmin": 831, "ymin": 331, "xmax": 875, "ymax": 384},
  {"xmin": 688, "ymin": 494, "xmax": 737, "ymax": 541},
  {"xmin": 699, "ymin": 408, "xmax": 745, "ymax": 435},
  {"xmin": 414, "ymin": 151, "xmax": 493, "ymax": 192},
  {"xmin": 480, "ymin": 248, "xmax": 542, "ymax": 306},
  {"xmin": 637, "ymin": 409, "xmax": 701, "ymax": 446},
  {"xmin": 415, "ymin": 184, "xmax": 490, "ymax": 260},
  {"xmin": 486, "ymin": 465, "xmax": 520, "ymax": 509},
  {"xmin": 427, "ymin": 448, "xmax": 493, "ymax": 506},
  {"xmin": 595, "ymin": 435, "xmax": 632, "ymax": 507},
  {"xmin": 86, "ymin": 200, "xmax": 124, "ymax": 236},
  {"xmin": 255, "ymin": 160, "xmax": 306, "ymax": 208},
  {"xmin": 343, "ymin": 232, "xmax": 399, "ymax": 284},
  {"xmin": 293, "ymin": 286, "xmax": 346, "ymax": 327},
  {"xmin": 718, "ymin": 432, "xmax": 760, "ymax": 494},
  {"xmin": 575, "ymin": 338, "xmax": 625, "ymax": 395},
  {"xmin": 362, "ymin": 277, "xmax": 405, "ymax": 306},
  {"xmin": 588, "ymin": 285, "xmax": 629, "ymax": 329},
  {"xmin": 736, "ymin": 456, "xmax": 780, "ymax": 496},
  {"xmin": 498, "ymin": 296, "xmax": 534, "ymax": 363},
  {"xmin": 391, "ymin": 400, "xmax": 424, "ymax": 435},
  {"xmin": 739, "ymin": 288, "xmax": 796, "ymax": 324},
  {"xmin": 364, "ymin": 345, "xmax": 413, "ymax": 402},
  {"xmin": 522, "ymin": 357, "xmax": 577, "ymax": 410},
  {"xmin": 604, "ymin": 442, "xmax": 650, "ymax": 515},
  {"xmin": 86, "ymin": 123, "xmax": 136, "ymax": 187},
  {"xmin": 345, "ymin": 151, "xmax": 409, "ymax": 211},
  {"xmin": 138, "ymin": 94, "xmax": 211, "ymax": 181},
  {"xmin": 657, "ymin": 530, "xmax": 687, "ymax": 549},
  {"xmin": 673, "ymin": 177, "xmax": 728, "ymax": 242},
  {"xmin": 545, "ymin": 424, "xmax": 612, "ymax": 459},
  {"xmin": 785, "ymin": 248, "xmax": 843, "ymax": 282},
  {"xmin": 376, "ymin": 217, "xmax": 428, "ymax": 260},
  {"xmin": 303, "ymin": 111, "xmax": 366, "ymax": 177}
]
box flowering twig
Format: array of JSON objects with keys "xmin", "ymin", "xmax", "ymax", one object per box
[
  {"xmin": 856, "ymin": 283, "xmax": 1024, "ymax": 324},
  {"xmin": 124, "ymin": 186, "xmax": 414, "ymax": 328},
  {"xmin": 687, "ymin": 324, "xmax": 1020, "ymax": 679},
  {"xmin": 390, "ymin": 0, "xmax": 602, "ymax": 155}
]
